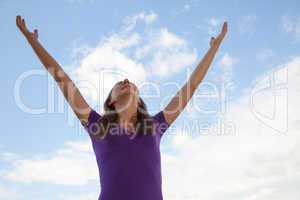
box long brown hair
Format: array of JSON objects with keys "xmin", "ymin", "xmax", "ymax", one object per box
[{"xmin": 92, "ymin": 89, "xmax": 154, "ymax": 141}]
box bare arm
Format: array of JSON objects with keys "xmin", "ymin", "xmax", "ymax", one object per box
[
  {"xmin": 16, "ymin": 15, "xmax": 92, "ymax": 124},
  {"xmin": 163, "ymin": 22, "xmax": 228, "ymax": 125}
]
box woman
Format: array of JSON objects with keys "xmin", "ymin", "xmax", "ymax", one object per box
[{"xmin": 16, "ymin": 15, "xmax": 227, "ymax": 200}]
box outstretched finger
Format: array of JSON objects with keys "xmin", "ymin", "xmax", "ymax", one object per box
[
  {"xmin": 222, "ymin": 21, "xmax": 228, "ymax": 33},
  {"xmin": 16, "ymin": 15, "xmax": 21, "ymax": 27},
  {"xmin": 16, "ymin": 15, "xmax": 19, "ymax": 26}
]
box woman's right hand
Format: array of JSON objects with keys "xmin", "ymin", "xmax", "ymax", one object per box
[
  {"xmin": 16, "ymin": 15, "xmax": 38, "ymax": 41},
  {"xmin": 210, "ymin": 21, "xmax": 228, "ymax": 48}
]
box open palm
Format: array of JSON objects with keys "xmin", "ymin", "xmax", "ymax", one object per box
[
  {"xmin": 210, "ymin": 21, "xmax": 228, "ymax": 47},
  {"xmin": 16, "ymin": 15, "xmax": 38, "ymax": 40}
]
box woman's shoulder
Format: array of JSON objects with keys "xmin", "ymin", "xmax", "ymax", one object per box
[
  {"xmin": 81, "ymin": 108, "xmax": 103, "ymax": 133},
  {"xmin": 151, "ymin": 110, "xmax": 168, "ymax": 124}
]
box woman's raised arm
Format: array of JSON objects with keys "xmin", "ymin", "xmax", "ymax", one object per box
[
  {"xmin": 16, "ymin": 15, "xmax": 92, "ymax": 125},
  {"xmin": 162, "ymin": 22, "xmax": 228, "ymax": 125}
]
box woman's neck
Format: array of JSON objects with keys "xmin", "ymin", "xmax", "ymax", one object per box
[
  {"xmin": 117, "ymin": 108, "xmax": 138, "ymax": 131},
  {"xmin": 114, "ymin": 96, "xmax": 139, "ymax": 131}
]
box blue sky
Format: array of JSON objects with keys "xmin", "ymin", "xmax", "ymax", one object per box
[{"xmin": 1, "ymin": 0, "xmax": 300, "ymax": 199}]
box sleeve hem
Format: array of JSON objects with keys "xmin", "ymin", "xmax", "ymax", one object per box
[
  {"xmin": 159, "ymin": 110, "xmax": 170, "ymax": 128},
  {"xmin": 86, "ymin": 109, "xmax": 96, "ymax": 127},
  {"xmin": 153, "ymin": 110, "xmax": 170, "ymax": 138}
]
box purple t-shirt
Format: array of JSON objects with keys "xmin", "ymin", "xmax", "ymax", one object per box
[{"xmin": 82, "ymin": 109, "xmax": 170, "ymax": 200}]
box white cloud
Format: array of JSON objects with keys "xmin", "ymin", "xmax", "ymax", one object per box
[
  {"xmin": 195, "ymin": 17, "xmax": 222, "ymax": 35},
  {"xmin": 58, "ymin": 192, "xmax": 98, "ymax": 200},
  {"xmin": 134, "ymin": 28, "xmax": 186, "ymax": 59},
  {"xmin": 281, "ymin": 15, "xmax": 295, "ymax": 33},
  {"xmin": 169, "ymin": 3, "xmax": 192, "ymax": 18},
  {"xmin": 183, "ymin": 4, "xmax": 191, "ymax": 12},
  {"xmin": 0, "ymin": 140, "xmax": 98, "ymax": 186},
  {"xmin": 172, "ymin": 129, "xmax": 193, "ymax": 150},
  {"xmin": 212, "ymin": 53, "xmax": 238, "ymax": 85},
  {"xmin": 0, "ymin": 185, "xmax": 19, "ymax": 200},
  {"xmin": 0, "ymin": 152, "xmax": 19, "ymax": 162},
  {"xmin": 158, "ymin": 28, "xmax": 186, "ymax": 48},
  {"xmin": 209, "ymin": 18, "xmax": 220, "ymax": 27},
  {"xmin": 122, "ymin": 11, "xmax": 158, "ymax": 32},
  {"xmin": 70, "ymin": 11, "xmax": 197, "ymax": 105},
  {"xmin": 281, "ymin": 15, "xmax": 300, "ymax": 41},
  {"xmin": 160, "ymin": 56, "xmax": 300, "ymax": 200},
  {"xmin": 238, "ymin": 15, "xmax": 257, "ymax": 35},
  {"xmin": 148, "ymin": 53, "xmax": 193, "ymax": 77},
  {"xmin": 135, "ymin": 28, "xmax": 197, "ymax": 77},
  {"xmin": 206, "ymin": 17, "xmax": 224, "ymax": 35},
  {"xmin": 220, "ymin": 53, "xmax": 238, "ymax": 67},
  {"xmin": 71, "ymin": 31, "xmax": 147, "ymax": 105}
]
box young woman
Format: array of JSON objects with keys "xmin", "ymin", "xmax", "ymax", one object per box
[{"xmin": 16, "ymin": 15, "xmax": 227, "ymax": 200}]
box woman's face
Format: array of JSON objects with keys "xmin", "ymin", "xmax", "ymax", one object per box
[{"xmin": 109, "ymin": 78, "xmax": 139, "ymax": 107}]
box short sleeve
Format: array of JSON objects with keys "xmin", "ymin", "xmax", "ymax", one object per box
[
  {"xmin": 152, "ymin": 110, "xmax": 170, "ymax": 138},
  {"xmin": 82, "ymin": 109, "xmax": 102, "ymax": 138}
]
